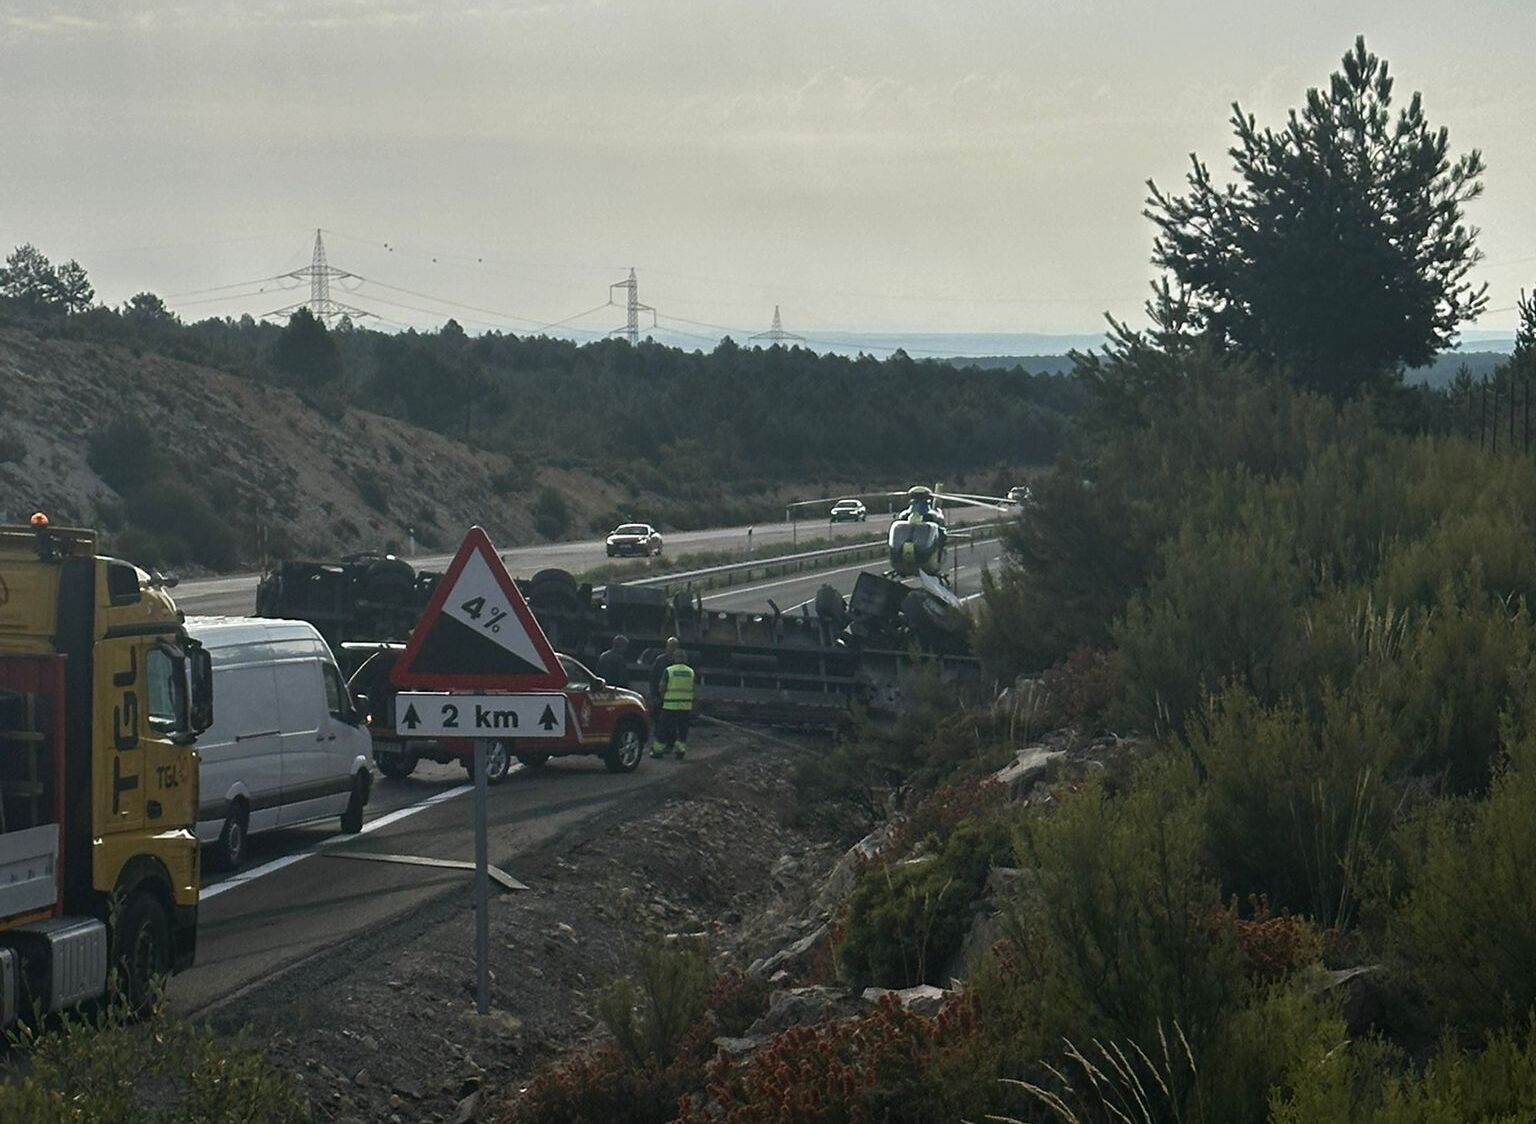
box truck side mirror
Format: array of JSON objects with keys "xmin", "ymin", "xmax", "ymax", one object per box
[{"xmin": 187, "ymin": 641, "xmax": 214, "ymax": 735}]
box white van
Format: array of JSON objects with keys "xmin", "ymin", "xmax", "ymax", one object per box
[{"xmin": 185, "ymin": 617, "xmax": 373, "ymax": 869}]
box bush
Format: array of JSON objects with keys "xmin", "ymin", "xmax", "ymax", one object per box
[
  {"xmin": 495, "ymin": 1045, "xmax": 696, "ymax": 1124},
  {"xmin": 1189, "ymin": 687, "xmax": 1401, "ymax": 928},
  {"xmin": 121, "ymin": 480, "xmax": 239, "ymax": 569},
  {"xmin": 838, "ymin": 815, "xmax": 1013, "ymax": 989},
  {"xmin": 533, "ymin": 485, "xmax": 571, "ymax": 539},
  {"xmin": 598, "ymin": 941, "xmax": 711, "ymax": 1069},
  {"xmin": 88, "ymin": 416, "xmax": 167, "ymax": 493},
  {"xmin": 675, "ymin": 995, "xmax": 981, "ymax": 1124},
  {"xmin": 353, "ymin": 467, "xmax": 390, "ymax": 514},
  {"xmin": 1115, "ymin": 521, "xmax": 1307, "ymax": 733},
  {"xmin": 1394, "ymin": 735, "xmax": 1536, "ymax": 1034},
  {"xmin": 1016, "ymin": 757, "xmax": 1241, "ymax": 1058},
  {"xmin": 0, "ymin": 1002, "xmax": 309, "ymax": 1122}
]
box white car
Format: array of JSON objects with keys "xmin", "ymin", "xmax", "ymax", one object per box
[
  {"xmin": 606, "ymin": 523, "xmax": 664, "ymax": 557},
  {"xmin": 185, "ymin": 617, "xmax": 373, "ymax": 869},
  {"xmin": 829, "ymin": 499, "xmax": 867, "ymax": 523}
]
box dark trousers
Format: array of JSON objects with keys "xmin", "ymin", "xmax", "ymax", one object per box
[{"xmin": 657, "ymin": 708, "xmax": 691, "ymax": 749}]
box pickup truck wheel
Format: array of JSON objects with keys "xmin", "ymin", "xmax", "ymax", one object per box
[
  {"xmin": 604, "ymin": 720, "xmax": 646, "ymax": 774},
  {"xmin": 485, "ymin": 741, "xmax": 513, "ymax": 784},
  {"xmin": 112, "ymin": 891, "xmax": 173, "ymax": 1016},
  {"xmin": 340, "ymin": 772, "xmax": 369, "ymax": 833},
  {"xmin": 376, "ymin": 746, "xmax": 418, "ymax": 780},
  {"xmin": 215, "ymin": 800, "xmax": 249, "ymax": 870}
]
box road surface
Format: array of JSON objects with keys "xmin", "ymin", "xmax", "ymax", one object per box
[{"xmin": 174, "ymin": 510, "xmax": 998, "ymax": 617}]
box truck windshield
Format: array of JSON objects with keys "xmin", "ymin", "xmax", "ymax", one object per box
[{"xmin": 145, "ymin": 646, "xmax": 188, "ymax": 735}]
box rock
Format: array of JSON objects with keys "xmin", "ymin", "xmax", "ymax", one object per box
[
  {"xmin": 745, "ymin": 986, "xmax": 863, "ymax": 1038},
  {"xmin": 713, "ymin": 1035, "xmax": 767, "ymax": 1056},
  {"xmin": 453, "ymin": 1090, "xmax": 481, "ymax": 1124},
  {"xmin": 992, "ymin": 747, "xmax": 1066, "ymax": 796},
  {"xmin": 361, "ymin": 1035, "xmax": 379, "ymax": 1052},
  {"xmin": 1317, "ymin": 965, "xmax": 1386, "ymax": 1036},
  {"xmin": 353, "ymin": 1069, "xmax": 371, "ymax": 1088},
  {"xmin": 859, "ymin": 984, "xmax": 956, "ymax": 1017},
  {"xmin": 749, "ymin": 922, "xmax": 830, "ymax": 979},
  {"xmin": 771, "ymin": 854, "xmax": 800, "ymax": 879}
]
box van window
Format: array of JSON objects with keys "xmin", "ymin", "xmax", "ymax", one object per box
[
  {"xmin": 145, "ymin": 646, "xmax": 186, "ymax": 733},
  {"xmin": 323, "ymin": 663, "xmax": 348, "ymax": 721}
]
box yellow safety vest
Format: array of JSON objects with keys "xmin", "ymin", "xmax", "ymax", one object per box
[{"xmin": 662, "ymin": 663, "xmax": 696, "ymax": 710}]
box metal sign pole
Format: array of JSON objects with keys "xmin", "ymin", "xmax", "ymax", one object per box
[{"xmin": 474, "ymin": 736, "xmax": 490, "ymax": 1015}]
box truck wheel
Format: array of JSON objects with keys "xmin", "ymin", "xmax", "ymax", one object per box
[
  {"xmin": 340, "ymin": 772, "xmax": 369, "ymax": 833},
  {"xmin": 215, "ymin": 800, "xmax": 249, "ymax": 871},
  {"xmin": 112, "ymin": 891, "xmax": 173, "ymax": 1016},
  {"xmin": 485, "ymin": 741, "xmax": 513, "ymax": 784},
  {"xmin": 376, "ymin": 746, "xmax": 418, "ymax": 780},
  {"xmin": 604, "ymin": 720, "xmax": 645, "ymax": 774}
]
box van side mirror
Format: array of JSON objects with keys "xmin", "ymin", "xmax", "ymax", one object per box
[
  {"xmin": 187, "ymin": 641, "xmax": 214, "ymax": 735},
  {"xmin": 350, "ymin": 693, "xmax": 371, "ymax": 727}
]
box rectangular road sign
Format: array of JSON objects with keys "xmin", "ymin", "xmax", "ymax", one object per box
[{"xmin": 394, "ymin": 692, "xmax": 567, "ymax": 739}]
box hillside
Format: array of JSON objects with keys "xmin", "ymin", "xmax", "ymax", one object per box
[{"xmin": 0, "ymin": 327, "xmax": 612, "ymax": 567}]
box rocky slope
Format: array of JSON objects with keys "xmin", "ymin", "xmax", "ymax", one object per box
[{"xmin": 0, "ymin": 327, "xmax": 624, "ymax": 566}]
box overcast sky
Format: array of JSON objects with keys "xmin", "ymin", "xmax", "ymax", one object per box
[{"xmin": 2, "ymin": 0, "xmax": 1532, "ymax": 343}]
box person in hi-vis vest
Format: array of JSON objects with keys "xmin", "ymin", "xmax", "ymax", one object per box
[{"xmin": 651, "ymin": 649, "xmax": 696, "ymax": 760}]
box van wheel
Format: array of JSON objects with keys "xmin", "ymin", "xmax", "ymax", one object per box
[
  {"xmin": 215, "ymin": 801, "xmax": 249, "ymax": 871},
  {"xmin": 376, "ymin": 746, "xmax": 418, "ymax": 780},
  {"xmin": 604, "ymin": 720, "xmax": 645, "ymax": 774},
  {"xmin": 111, "ymin": 891, "xmax": 173, "ymax": 1016},
  {"xmin": 340, "ymin": 773, "xmax": 369, "ymax": 834}
]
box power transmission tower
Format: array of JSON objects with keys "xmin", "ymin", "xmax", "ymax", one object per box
[
  {"xmin": 267, "ymin": 229, "xmax": 372, "ymax": 325},
  {"xmin": 749, "ymin": 305, "xmax": 805, "ymax": 346},
  {"xmin": 608, "ymin": 268, "xmax": 656, "ymax": 345}
]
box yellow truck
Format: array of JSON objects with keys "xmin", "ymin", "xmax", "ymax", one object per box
[{"xmin": 0, "ymin": 518, "xmax": 211, "ymax": 1023}]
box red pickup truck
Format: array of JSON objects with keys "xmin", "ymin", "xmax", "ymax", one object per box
[{"xmin": 349, "ymin": 648, "xmax": 650, "ymax": 783}]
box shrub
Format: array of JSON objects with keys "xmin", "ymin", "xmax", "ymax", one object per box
[
  {"xmin": 122, "ymin": 480, "xmax": 239, "ymax": 570},
  {"xmin": 675, "ymin": 995, "xmax": 980, "ymax": 1124},
  {"xmin": 353, "ymin": 467, "xmax": 390, "ymax": 514},
  {"xmin": 533, "ymin": 485, "xmax": 571, "ymax": 539},
  {"xmin": 0, "ymin": 1002, "xmax": 309, "ymax": 1122},
  {"xmin": 495, "ymin": 1045, "xmax": 695, "ymax": 1124},
  {"xmin": 1038, "ymin": 646, "xmax": 1122, "ymax": 726},
  {"xmin": 1189, "ymin": 687, "xmax": 1401, "ymax": 928},
  {"xmin": 838, "ymin": 816, "xmax": 1012, "ymax": 989},
  {"xmin": 703, "ymin": 970, "xmax": 772, "ymax": 1039},
  {"xmin": 87, "ymin": 416, "xmax": 167, "ymax": 493},
  {"xmin": 1394, "ymin": 735, "xmax": 1536, "ymax": 1034},
  {"xmin": 1016, "ymin": 757, "xmax": 1241, "ymax": 1057},
  {"xmin": 1115, "ymin": 522, "xmax": 1307, "ymax": 733},
  {"xmin": 0, "ymin": 426, "xmax": 24, "ymax": 464},
  {"xmin": 1271, "ymin": 1024, "xmax": 1536, "ymax": 1124},
  {"xmin": 597, "ymin": 941, "xmax": 712, "ymax": 1069}
]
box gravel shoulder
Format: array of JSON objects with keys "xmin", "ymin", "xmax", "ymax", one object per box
[{"xmin": 202, "ymin": 729, "xmax": 844, "ymax": 1124}]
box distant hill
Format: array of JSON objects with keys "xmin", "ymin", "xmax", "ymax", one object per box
[{"xmin": 1408, "ymin": 351, "xmax": 1511, "ymax": 387}]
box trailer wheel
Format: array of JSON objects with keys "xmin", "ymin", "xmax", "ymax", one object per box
[
  {"xmin": 214, "ymin": 799, "xmax": 249, "ymax": 870},
  {"xmin": 112, "ymin": 891, "xmax": 173, "ymax": 1016}
]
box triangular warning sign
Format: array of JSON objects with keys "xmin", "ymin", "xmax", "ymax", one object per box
[{"xmin": 391, "ymin": 526, "xmax": 568, "ymax": 691}]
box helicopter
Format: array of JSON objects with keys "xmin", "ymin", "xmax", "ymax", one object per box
[{"xmin": 796, "ymin": 483, "xmax": 1021, "ymax": 652}]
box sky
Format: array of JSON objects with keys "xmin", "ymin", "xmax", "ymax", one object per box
[{"xmin": 1, "ymin": 0, "xmax": 1533, "ymax": 346}]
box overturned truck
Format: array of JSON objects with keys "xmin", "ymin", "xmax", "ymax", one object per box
[{"xmin": 255, "ymin": 553, "xmax": 985, "ymax": 726}]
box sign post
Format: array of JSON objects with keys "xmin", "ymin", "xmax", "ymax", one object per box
[
  {"xmin": 390, "ymin": 526, "xmax": 569, "ymax": 1016},
  {"xmin": 473, "ymin": 737, "xmax": 490, "ymax": 1015}
]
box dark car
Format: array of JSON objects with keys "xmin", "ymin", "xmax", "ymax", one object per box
[{"xmin": 606, "ymin": 523, "xmax": 664, "ymax": 557}]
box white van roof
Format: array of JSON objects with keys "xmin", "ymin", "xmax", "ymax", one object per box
[{"xmin": 183, "ymin": 616, "xmax": 329, "ymax": 653}]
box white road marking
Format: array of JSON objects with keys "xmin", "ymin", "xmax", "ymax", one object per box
[{"xmin": 200, "ymin": 776, "xmax": 490, "ymax": 900}]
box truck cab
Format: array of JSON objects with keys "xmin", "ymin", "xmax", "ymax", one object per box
[{"xmin": 0, "ymin": 520, "xmax": 212, "ymax": 1023}]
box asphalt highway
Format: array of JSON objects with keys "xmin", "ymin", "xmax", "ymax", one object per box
[{"xmin": 174, "ymin": 510, "xmax": 998, "ymax": 617}]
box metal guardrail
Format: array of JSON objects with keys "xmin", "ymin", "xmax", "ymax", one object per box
[{"xmin": 607, "ymin": 521, "xmax": 1006, "ymax": 594}]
